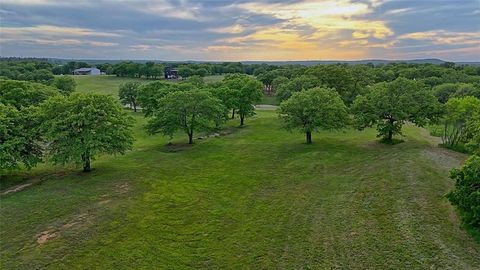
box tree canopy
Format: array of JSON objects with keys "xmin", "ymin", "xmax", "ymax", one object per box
[
  {"xmin": 0, "ymin": 79, "xmax": 59, "ymax": 109},
  {"xmin": 39, "ymin": 93, "xmax": 134, "ymax": 172},
  {"xmin": 352, "ymin": 77, "xmax": 439, "ymax": 143},
  {"xmin": 146, "ymin": 90, "xmax": 225, "ymax": 144},
  {"xmin": 222, "ymin": 74, "xmax": 263, "ymax": 125},
  {"xmin": 278, "ymin": 87, "xmax": 349, "ymax": 144},
  {"xmin": 119, "ymin": 81, "xmax": 141, "ymax": 112},
  {"xmin": 441, "ymin": 96, "xmax": 480, "ymax": 148},
  {"xmin": 0, "ymin": 104, "xmax": 42, "ymax": 170},
  {"xmin": 53, "ymin": 76, "xmax": 76, "ymax": 96},
  {"xmin": 447, "ymin": 155, "xmax": 480, "ymax": 231}
]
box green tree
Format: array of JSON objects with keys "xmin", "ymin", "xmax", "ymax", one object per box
[
  {"xmin": 53, "ymin": 76, "xmax": 76, "ymax": 96},
  {"xmin": 0, "ymin": 79, "xmax": 58, "ymax": 109},
  {"xmin": 119, "ymin": 82, "xmax": 141, "ymax": 112},
  {"xmin": 137, "ymin": 81, "xmax": 179, "ymax": 117},
  {"xmin": 146, "ymin": 90, "xmax": 225, "ymax": 144},
  {"xmin": 278, "ymin": 87, "xmax": 349, "ymax": 144},
  {"xmin": 223, "ymin": 74, "xmax": 263, "ymax": 125},
  {"xmin": 352, "ymin": 77, "xmax": 439, "ymax": 143},
  {"xmin": 0, "ymin": 104, "xmax": 42, "ymax": 170},
  {"xmin": 433, "ymin": 83, "xmax": 458, "ymax": 103},
  {"xmin": 39, "ymin": 93, "xmax": 134, "ymax": 172},
  {"xmin": 178, "ymin": 66, "xmax": 194, "ymax": 78},
  {"xmin": 447, "ymin": 155, "xmax": 480, "ymax": 231},
  {"xmin": 208, "ymin": 86, "xmax": 237, "ymax": 119},
  {"xmin": 441, "ymin": 96, "xmax": 480, "ymax": 148},
  {"xmin": 465, "ymin": 106, "xmax": 480, "ymax": 154},
  {"xmin": 453, "ymin": 83, "xmax": 480, "ymax": 99}
]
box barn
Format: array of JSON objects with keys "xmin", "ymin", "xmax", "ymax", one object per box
[{"xmin": 73, "ymin": 67, "xmax": 101, "ymax": 75}]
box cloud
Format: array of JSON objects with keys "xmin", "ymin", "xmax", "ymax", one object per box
[
  {"xmin": 1, "ymin": 25, "xmax": 121, "ymax": 38},
  {"xmin": 399, "ymin": 30, "xmax": 480, "ymax": 46},
  {"xmin": 0, "ymin": 0, "xmax": 479, "ymax": 61}
]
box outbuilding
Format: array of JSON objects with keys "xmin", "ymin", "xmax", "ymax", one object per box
[{"xmin": 73, "ymin": 67, "xmax": 101, "ymax": 75}]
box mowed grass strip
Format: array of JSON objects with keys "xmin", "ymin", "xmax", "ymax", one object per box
[{"xmin": 1, "ymin": 109, "xmax": 479, "ymax": 269}]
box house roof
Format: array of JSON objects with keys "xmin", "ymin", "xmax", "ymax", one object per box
[{"xmin": 74, "ymin": 67, "xmax": 99, "ymax": 72}]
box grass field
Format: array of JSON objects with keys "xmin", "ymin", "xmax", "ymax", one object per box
[
  {"xmin": 73, "ymin": 75, "xmax": 146, "ymax": 97},
  {"xmin": 1, "ymin": 79, "xmax": 479, "ymax": 269}
]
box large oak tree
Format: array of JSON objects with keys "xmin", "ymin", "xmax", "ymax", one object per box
[
  {"xmin": 40, "ymin": 93, "xmax": 134, "ymax": 172},
  {"xmin": 278, "ymin": 87, "xmax": 349, "ymax": 144},
  {"xmin": 352, "ymin": 77, "xmax": 439, "ymax": 143},
  {"xmin": 146, "ymin": 90, "xmax": 225, "ymax": 144}
]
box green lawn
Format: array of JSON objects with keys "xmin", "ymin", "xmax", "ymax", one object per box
[
  {"xmin": 1, "ymin": 78, "xmax": 479, "ymax": 269},
  {"xmin": 73, "ymin": 75, "xmax": 147, "ymax": 97}
]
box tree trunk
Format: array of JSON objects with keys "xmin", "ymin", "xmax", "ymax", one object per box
[
  {"xmin": 82, "ymin": 153, "xmax": 91, "ymax": 172},
  {"xmin": 387, "ymin": 118, "xmax": 394, "ymax": 142},
  {"xmin": 306, "ymin": 131, "xmax": 312, "ymax": 144},
  {"xmin": 133, "ymin": 102, "xmax": 137, "ymax": 112},
  {"xmin": 231, "ymin": 109, "xmax": 235, "ymax": 119},
  {"xmin": 240, "ymin": 114, "xmax": 245, "ymax": 126},
  {"xmin": 188, "ymin": 131, "xmax": 193, "ymax": 144}
]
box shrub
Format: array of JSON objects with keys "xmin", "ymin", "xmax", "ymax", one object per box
[{"xmin": 447, "ymin": 155, "xmax": 480, "ymax": 233}]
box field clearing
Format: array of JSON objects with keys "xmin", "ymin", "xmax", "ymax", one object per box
[
  {"xmin": 1, "ymin": 78, "xmax": 479, "ymax": 269},
  {"xmin": 73, "ymin": 75, "xmax": 147, "ymax": 96}
]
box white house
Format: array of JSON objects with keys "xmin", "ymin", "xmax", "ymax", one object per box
[{"xmin": 73, "ymin": 67, "xmax": 101, "ymax": 75}]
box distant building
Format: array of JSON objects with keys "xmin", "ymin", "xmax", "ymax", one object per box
[
  {"xmin": 164, "ymin": 67, "xmax": 179, "ymax": 79},
  {"xmin": 73, "ymin": 67, "xmax": 101, "ymax": 75}
]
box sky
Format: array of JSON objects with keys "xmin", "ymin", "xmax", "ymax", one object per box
[{"xmin": 0, "ymin": 0, "xmax": 479, "ymax": 61}]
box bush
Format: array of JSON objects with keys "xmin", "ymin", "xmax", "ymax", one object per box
[{"xmin": 447, "ymin": 155, "xmax": 480, "ymax": 234}]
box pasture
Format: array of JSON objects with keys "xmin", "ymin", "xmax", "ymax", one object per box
[{"xmin": 1, "ymin": 77, "xmax": 479, "ymax": 269}]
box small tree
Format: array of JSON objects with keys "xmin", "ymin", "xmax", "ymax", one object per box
[
  {"xmin": 119, "ymin": 81, "xmax": 141, "ymax": 112},
  {"xmin": 53, "ymin": 76, "xmax": 76, "ymax": 96},
  {"xmin": 40, "ymin": 93, "xmax": 134, "ymax": 172},
  {"xmin": 447, "ymin": 155, "xmax": 480, "ymax": 231},
  {"xmin": 441, "ymin": 97, "xmax": 480, "ymax": 148},
  {"xmin": 278, "ymin": 87, "xmax": 349, "ymax": 144},
  {"xmin": 146, "ymin": 90, "xmax": 225, "ymax": 144},
  {"xmin": 223, "ymin": 74, "xmax": 263, "ymax": 126},
  {"xmin": 352, "ymin": 77, "xmax": 439, "ymax": 143}
]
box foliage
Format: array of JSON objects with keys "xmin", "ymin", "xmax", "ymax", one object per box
[
  {"xmin": 447, "ymin": 155, "xmax": 480, "ymax": 232},
  {"xmin": 0, "ymin": 79, "xmax": 59, "ymax": 109},
  {"xmin": 208, "ymin": 86, "xmax": 238, "ymax": 118},
  {"xmin": 352, "ymin": 77, "xmax": 439, "ymax": 142},
  {"xmin": 465, "ymin": 108, "xmax": 480, "ymax": 154},
  {"xmin": 434, "ymin": 83, "xmax": 459, "ymax": 103},
  {"xmin": 53, "ymin": 76, "xmax": 77, "ymax": 95},
  {"xmin": 119, "ymin": 81, "xmax": 141, "ymax": 112},
  {"xmin": 222, "ymin": 74, "xmax": 263, "ymax": 125},
  {"xmin": 275, "ymin": 75, "xmax": 319, "ymax": 102},
  {"xmin": 137, "ymin": 81, "xmax": 180, "ymax": 116},
  {"xmin": 39, "ymin": 93, "xmax": 134, "ymax": 172},
  {"xmin": 0, "ymin": 104, "xmax": 42, "ymax": 170},
  {"xmin": 441, "ymin": 97, "xmax": 480, "ymax": 148},
  {"xmin": 146, "ymin": 90, "xmax": 225, "ymax": 144},
  {"xmin": 278, "ymin": 87, "xmax": 349, "ymax": 144}
]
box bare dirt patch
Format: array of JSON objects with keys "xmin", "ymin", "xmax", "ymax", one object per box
[
  {"xmin": 421, "ymin": 147, "xmax": 465, "ymax": 170},
  {"xmin": 114, "ymin": 183, "xmax": 130, "ymax": 194},
  {"xmin": 2, "ymin": 183, "xmax": 33, "ymax": 195},
  {"xmin": 35, "ymin": 213, "xmax": 93, "ymax": 245},
  {"xmin": 37, "ymin": 230, "xmax": 58, "ymax": 244}
]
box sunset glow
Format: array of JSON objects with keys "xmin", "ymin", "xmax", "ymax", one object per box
[{"xmin": 1, "ymin": 0, "xmax": 479, "ymax": 61}]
